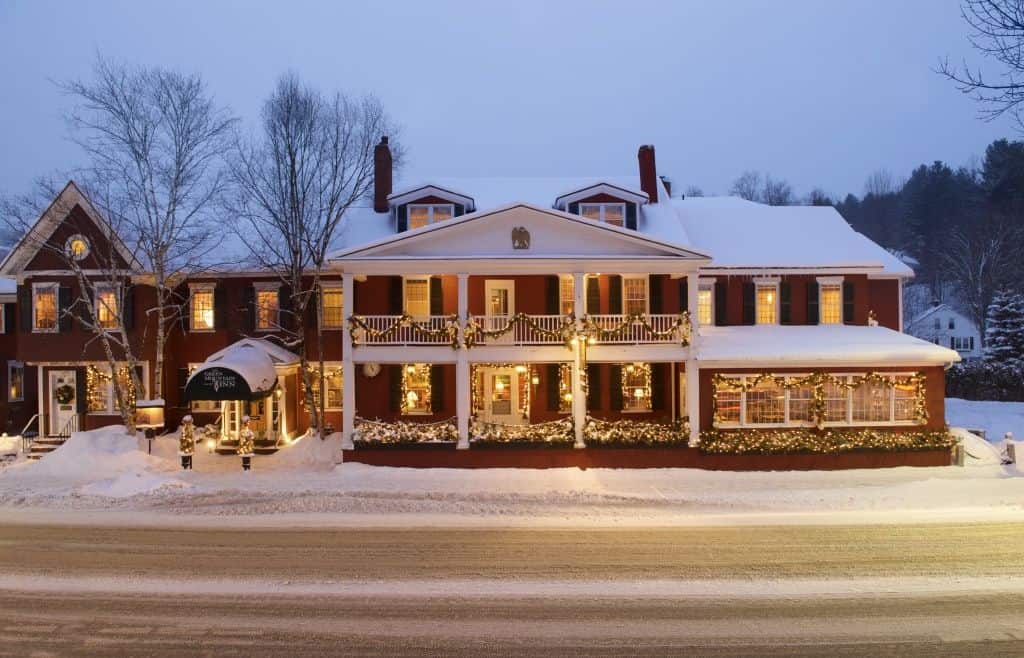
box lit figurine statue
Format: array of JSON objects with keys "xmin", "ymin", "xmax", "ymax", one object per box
[
  {"xmin": 238, "ymin": 415, "xmax": 255, "ymax": 471},
  {"xmin": 179, "ymin": 415, "xmax": 195, "ymax": 470}
]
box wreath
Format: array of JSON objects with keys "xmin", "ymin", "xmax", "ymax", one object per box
[{"xmin": 55, "ymin": 384, "xmax": 75, "ymax": 405}]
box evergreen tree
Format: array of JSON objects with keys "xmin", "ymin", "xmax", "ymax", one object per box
[{"xmin": 984, "ymin": 290, "xmax": 1024, "ymax": 368}]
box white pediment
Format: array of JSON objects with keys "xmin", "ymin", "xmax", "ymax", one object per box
[{"xmin": 333, "ymin": 203, "xmax": 709, "ymax": 264}]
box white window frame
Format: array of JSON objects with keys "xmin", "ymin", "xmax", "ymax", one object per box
[
  {"xmin": 407, "ymin": 203, "xmax": 455, "ymax": 229},
  {"xmin": 403, "ymin": 276, "xmax": 432, "ymax": 318},
  {"xmin": 7, "ymin": 361, "xmax": 24, "ymax": 402},
  {"xmin": 622, "ymin": 275, "xmax": 649, "ymax": 316},
  {"xmin": 697, "ymin": 279, "xmax": 716, "ymax": 327},
  {"xmin": 309, "ymin": 361, "xmax": 344, "ymax": 411},
  {"xmin": 579, "ymin": 202, "xmax": 627, "ymax": 226},
  {"xmin": 320, "ymin": 283, "xmax": 344, "ymax": 330},
  {"xmin": 189, "ymin": 284, "xmax": 216, "ymax": 333},
  {"xmin": 754, "ymin": 277, "xmax": 780, "ymax": 326},
  {"xmin": 817, "ymin": 276, "xmax": 844, "ymax": 325},
  {"xmin": 402, "ymin": 363, "xmax": 432, "ymax": 416},
  {"xmin": 87, "ymin": 362, "xmax": 147, "ymax": 416},
  {"xmin": 253, "ymin": 282, "xmax": 281, "ymax": 332},
  {"xmin": 32, "ymin": 282, "xmax": 59, "ymax": 334},
  {"xmin": 94, "ymin": 283, "xmax": 120, "ymax": 330},
  {"xmin": 559, "ymin": 276, "xmax": 575, "ymax": 316}
]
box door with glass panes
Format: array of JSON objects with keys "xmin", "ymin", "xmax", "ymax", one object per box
[
  {"xmin": 480, "ymin": 367, "xmax": 522, "ymax": 424},
  {"xmin": 484, "ymin": 280, "xmax": 515, "ymax": 344}
]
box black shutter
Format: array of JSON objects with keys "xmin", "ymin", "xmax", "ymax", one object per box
[
  {"xmin": 650, "ymin": 363, "xmax": 667, "ymax": 411},
  {"xmin": 388, "ymin": 365, "xmax": 402, "ymax": 412},
  {"xmin": 17, "ymin": 285, "xmax": 31, "ymax": 332},
  {"xmin": 123, "ymin": 284, "xmax": 135, "ymax": 330},
  {"xmin": 625, "ymin": 203, "xmax": 637, "ymax": 230},
  {"xmin": 949, "ymin": 336, "xmax": 955, "ymax": 349},
  {"xmin": 741, "ymin": 282, "xmax": 755, "ymax": 326},
  {"xmin": 586, "ymin": 277, "xmax": 600, "ymax": 314},
  {"xmin": 79, "ymin": 286, "xmax": 94, "ymax": 330},
  {"xmin": 545, "ymin": 276, "xmax": 560, "ymax": 315},
  {"xmin": 568, "ymin": 202, "xmax": 580, "ymax": 215},
  {"xmin": 388, "ymin": 277, "xmax": 403, "ymax": 314},
  {"xmin": 454, "ymin": 204, "xmax": 465, "ymax": 217},
  {"xmin": 58, "ymin": 285, "xmax": 72, "ymax": 332},
  {"xmin": 180, "ymin": 287, "xmax": 191, "ymax": 331},
  {"xmin": 806, "ymin": 281, "xmax": 819, "ymax": 325},
  {"xmin": 214, "ymin": 286, "xmax": 227, "ymax": 329},
  {"xmin": 586, "ymin": 363, "xmax": 601, "ymax": 410},
  {"xmin": 714, "ymin": 280, "xmax": 727, "ymax": 326},
  {"xmin": 307, "ymin": 288, "xmax": 318, "ymax": 328},
  {"xmin": 430, "ymin": 365, "xmax": 444, "ymax": 412},
  {"xmin": 649, "ymin": 275, "xmax": 663, "ymax": 314},
  {"xmin": 74, "ymin": 367, "xmax": 87, "ymax": 414},
  {"xmin": 843, "ymin": 281, "xmax": 855, "ymax": 324},
  {"xmin": 609, "ymin": 364, "xmax": 623, "ymax": 411},
  {"xmin": 608, "ymin": 275, "xmax": 622, "ymax": 314},
  {"xmin": 429, "ymin": 277, "xmax": 443, "ymax": 315},
  {"xmin": 396, "ymin": 205, "xmax": 408, "ymax": 232},
  {"xmin": 678, "ymin": 279, "xmax": 688, "ymax": 313},
  {"xmin": 278, "ymin": 285, "xmax": 292, "ymax": 328},
  {"xmin": 177, "ymin": 368, "xmax": 189, "ymax": 408},
  {"xmin": 780, "ymin": 281, "xmax": 792, "ymax": 325},
  {"xmin": 546, "ymin": 364, "xmax": 560, "ymax": 412},
  {"xmin": 2, "ymin": 303, "xmax": 14, "ymax": 334},
  {"xmin": 243, "ymin": 286, "xmax": 255, "ymax": 331}
]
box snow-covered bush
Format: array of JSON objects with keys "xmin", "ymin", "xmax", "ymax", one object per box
[
  {"xmin": 583, "ymin": 418, "xmax": 688, "ymax": 447},
  {"xmin": 700, "ymin": 428, "xmax": 956, "ymax": 455},
  {"xmin": 471, "ymin": 418, "xmax": 574, "ymax": 447}
]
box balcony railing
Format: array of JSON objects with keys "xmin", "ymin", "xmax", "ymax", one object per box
[
  {"xmin": 468, "ymin": 314, "xmax": 572, "ymax": 346},
  {"xmin": 583, "ymin": 313, "xmax": 690, "ymax": 345},
  {"xmin": 349, "ymin": 314, "xmax": 459, "ymax": 346}
]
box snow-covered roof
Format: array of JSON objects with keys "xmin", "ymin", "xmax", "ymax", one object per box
[
  {"xmin": 671, "ymin": 197, "xmax": 913, "ymax": 276},
  {"xmin": 185, "ymin": 340, "xmax": 287, "ymax": 401},
  {"xmin": 906, "ymin": 303, "xmax": 977, "ymax": 331},
  {"xmin": 0, "ymin": 277, "xmax": 16, "ymax": 294},
  {"xmin": 205, "ymin": 337, "xmax": 299, "ymax": 367},
  {"xmin": 697, "ymin": 325, "xmax": 960, "ymax": 366}
]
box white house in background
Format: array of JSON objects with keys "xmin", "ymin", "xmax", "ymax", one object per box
[{"xmin": 906, "ymin": 304, "xmax": 982, "ymax": 361}]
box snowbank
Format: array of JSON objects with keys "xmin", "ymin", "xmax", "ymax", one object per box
[
  {"xmin": 947, "ymin": 398, "xmax": 1024, "ymax": 444},
  {"xmin": 27, "ymin": 426, "xmax": 173, "ymax": 480},
  {"xmin": 262, "ymin": 433, "xmax": 341, "ymax": 471},
  {"xmin": 949, "ymin": 427, "xmax": 1004, "ymax": 465}
]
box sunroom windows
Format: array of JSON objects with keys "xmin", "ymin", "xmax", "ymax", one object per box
[
  {"xmin": 408, "ymin": 204, "xmax": 454, "ymax": 230},
  {"xmin": 579, "ymin": 203, "xmax": 625, "ymax": 226}
]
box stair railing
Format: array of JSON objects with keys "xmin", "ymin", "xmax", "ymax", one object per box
[{"xmin": 18, "ymin": 414, "xmax": 41, "ymax": 454}]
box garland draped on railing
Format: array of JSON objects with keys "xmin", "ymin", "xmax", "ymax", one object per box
[
  {"xmin": 582, "ymin": 417, "xmax": 689, "ymax": 447},
  {"xmin": 348, "ymin": 314, "xmax": 460, "ymax": 349},
  {"xmin": 463, "ymin": 313, "xmax": 576, "ymax": 349},
  {"xmin": 581, "ymin": 311, "xmax": 692, "ymax": 346},
  {"xmin": 470, "ymin": 417, "xmax": 574, "ymax": 446},
  {"xmin": 699, "ymin": 428, "xmax": 956, "ymax": 455},
  {"xmin": 353, "ymin": 416, "xmax": 458, "ymax": 445},
  {"xmin": 711, "ymin": 371, "xmax": 929, "ymax": 428}
]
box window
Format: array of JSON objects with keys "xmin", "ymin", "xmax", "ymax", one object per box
[
  {"xmin": 788, "ymin": 380, "xmax": 814, "ymax": 422},
  {"xmin": 948, "ymin": 318, "xmax": 956, "ymax": 330},
  {"xmin": 559, "ymin": 277, "xmax": 574, "ymax": 316},
  {"xmin": 579, "ymin": 203, "xmax": 626, "ymax": 226},
  {"xmin": 745, "ymin": 379, "xmax": 786, "ymax": 424},
  {"xmin": 321, "ymin": 286, "xmax": 343, "ymax": 329},
  {"xmin": 715, "ymin": 380, "xmax": 741, "ymax": 424},
  {"xmin": 95, "ymin": 285, "xmax": 118, "ymax": 329},
  {"xmin": 697, "ymin": 284, "xmax": 714, "ymax": 326},
  {"xmin": 402, "ymin": 363, "xmax": 431, "ymax": 414},
  {"xmin": 755, "ymin": 284, "xmax": 777, "ymax": 325},
  {"xmin": 408, "ymin": 204, "xmax": 454, "ymax": 230},
  {"xmin": 404, "ymin": 278, "xmax": 430, "ymax": 317},
  {"xmin": 824, "ymin": 379, "xmax": 848, "ymax": 423},
  {"xmin": 255, "ymin": 287, "xmax": 279, "ymax": 330},
  {"xmin": 308, "ymin": 365, "xmax": 343, "ymax": 410},
  {"xmin": 819, "ymin": 284, "xmax": 842, "ymax": 325},
  {"xmin": 7, "ymin": 362, "xmax": 23, "ymax": 402},
  {"xmin": 934, "ymin": 317, "xmax": 941, "ymax": 330},
  {"xmin": 86, "ymin": 364, "xmax": 142, "ymax": 415},
  {"xmin": 65, "ymin": 234, "xmax": 90, "ymax": 261},
  {"xmin": 623, "ymin": 276, "xmax": 648, "ymax": 316},
  {"xmin": 893, "ymin": 380, "xmax": 917, "ymax": 422},
  {"xmin": 557, "ymin": 363, "xmax": 572, "ymax": 413},
  {"xmin": 852, "ymin": 378, "xmax": 891, "ymax": 423},
  {"xmin": 33, "ymin": 284, "xmax": 58, "ymax": 332},
  {"xmin": 621, "ymin": 362, "xmax": 652, "ymax": 412},
  {"xmin": 190, "ymin": 287, "xmax": 215, "ymax": 331},
  {"xmin": 951, "ymin": 336, "xmax": 975, "ymax": 351}
]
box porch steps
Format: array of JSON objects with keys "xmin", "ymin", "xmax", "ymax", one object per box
[{"xmin": 26, "ymin": 437, "xmax": 67, "ymax": 460}]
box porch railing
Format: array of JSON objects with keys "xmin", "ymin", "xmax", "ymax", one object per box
[
  {"xmin": 584, "ymin": 313, "xmax": 689, "ymax": 344},
  {"xmin": 350, "ymin": 314, "xmax": 458, "ymax": 346},
  {"xmin": 471, "ymin": 314, "xmax": 571, "ymax": 346}
]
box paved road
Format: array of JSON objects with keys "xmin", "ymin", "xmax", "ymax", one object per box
[{"xmin": 0, "ymin": 522, "xmax": 1022, "ymax": 656}]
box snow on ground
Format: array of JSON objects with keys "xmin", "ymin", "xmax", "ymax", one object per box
[
  {"xmin": 947, "ymin": 398, "xmax": 1024, "ymax": 444},
  {"xmin": 0, "ymin": 420, "xmax": 1020, "ymax": 526}
]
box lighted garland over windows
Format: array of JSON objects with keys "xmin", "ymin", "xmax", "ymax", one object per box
[
  {"xmin": 348, "ymin": 314, "xmax": 460, "ymax": 349},
  {"xmin": 463, "ymin": 313, "xmax": 576, "ymax": 349},
  {"xmin": 85, "ymin": 365, "xmax": 138, "ymax": 413},
  {"xmin": 710, "ymin": 371, "xmax": 928, "ymax": 428},
  {"xmin": 700, "ymin": 428, "xmax": 955, "ymax": 455}
]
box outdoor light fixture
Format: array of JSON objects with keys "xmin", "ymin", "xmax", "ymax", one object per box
[
  {"xmin": 515, "ymin": 365, "xmax": 527, "ymax": 374},
  {"xmin": 531, "ymin": 375, "xmax": 540, "ymax": 386},
  {"xmin": 407, "ymin": 390, "xmax": 419, "ymax": 403},
  {"xmin": 563, "ymin": 392, "xmax": 573, "ymax": 402},
  {"xmin": 495, "ymin": 380, "xmax": 505, "ymax": 392}
]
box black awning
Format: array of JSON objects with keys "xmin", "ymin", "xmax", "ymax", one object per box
[{"xmin": 183, "ymin": 365, "xmax": 276, "ymax": 402}]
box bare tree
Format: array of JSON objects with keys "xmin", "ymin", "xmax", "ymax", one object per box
[
  {"xmin": 763, "ymin": 175, "xmax": 794, "ymax": 206},
  {"xmin": 805, "ymin": 188, "xmax": 833, "ymax": 206},
  {"xmin": 730, "ymin": 171, "xmax": 762, "ymax": 201},
  {"xmin": 864, "ymin": 169, "xmax": 899, "ymax": 197},
  {"xmin": 683, "ymin": 185, "xmax": 704, "ymax": 198},
  {"xmin": 59, "ymin": 56, "xmax": 235, "ymax": 400},
  {"xmin": 225, "ymin": 73, "xmax": 401, "ymax": 437},
  {"xmin": 939, "ymin": 0, "xmax": 1024, "ymax": 130}
]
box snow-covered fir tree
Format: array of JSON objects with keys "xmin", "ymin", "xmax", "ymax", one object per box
[{"xmin": 984, "ymin": 290, "xmax": 1024, "ymax": 368}]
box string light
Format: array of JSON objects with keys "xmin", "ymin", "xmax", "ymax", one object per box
[
  {"xmin": 353, "ymin": 416, "xmax": 457, "ymax": 444},
  {"xmin": 348, "ymin": 314, "xmax": 460, "ymax": 349},
  {"xmin": 581, "ymin": 311, "xmax": 692, "ymax": 346},
  {"xmin": 464, "ymin": 313, "xmax": 576, "ymax": 350},
  {"xmin": 700, "ymin": 428, "xmax": 956, "ymax": 455},
  {"xmin": 583, "ymin": 417, "xmax": 688, "ymax": 447},
  {"xmin": 471, "ymin": 417, "xmax": 573, "ymax": 446}
]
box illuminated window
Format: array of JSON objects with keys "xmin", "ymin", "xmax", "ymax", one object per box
[
  {"xmin": 579, "ymin": 203, "xmax": 626, "ymax": 226},
  {"xmin": 402, "ymin": 364, "xmax": 431, "ymax": 415},
  {"xmin": 824, "ymin": 378, "xmax": 848, "ymax": 423},
  {"xmin": 623, "ymin": 276, "xmax": 648, "ymax": 316},
  {"xmin": 65, "ymin": 234, "xmax": 90, "ymax": 261},
  {"xmin": 321, "ymin": 287, "xmax": 343, "ymax": 328},
  {"xmin": 559, "ymin": 277, "xmax": 574, "ymax": 316},
  {"xmin": 714, "ymin": 378, "xmax": 742, "ymax": 424},
  {"xmin": 697, "ymin": 284, "xmax": 714, "ymax": 326},
  {"xmin": 852, "ymin": 378, "xmax": 892, "ymax": 423},
  {"xmin": 621, "ymin": 362, "xmax": 652, "ymax": 412},
  {"xmin": 95, "ymin": 285, "xmax": 118, "ymax": 329},
  {"xmin": 87, "ymin": 364, "xmax": 141, "ymax": 415},
  {"xmin": 404, "ymin": 278, "xmax": 430, "ymax": 317},
  {"xmin": 7, "ymin": 362, "xmax": 23, "ymax": 402},
  {"xmin": 788, "ymin": 380, "xmax": 814, "ymax": 422},
  {"xmin": 558, "ymin": 364, "xmax": 572, "ymax": 413},
  {"xmin": 408, "ymin": 204, "xmax": 454, "ymax": 230},
  {"xmin": 33, "ymin": 284, "xmax": 58, "ymax": 332},
  {"xmin": 894, "ymin": 380, "xmax": 917, "ymax": 421},
  {"xmin": 255, "ymin": 288, "xmax": 279, "ymax": 330},
  {"xmin": 820, "ymin": 284, "xmax": 842, "ymax": 325},
  {"xmin": 756, "ymin": 284, "xmax": 777, "ymax": 325},
  {"xmin": 190, "ymin": 288, "xmax": 215, "ymax": 331},
  {"xmin": 308, "ymin": 365, "xmax": 343, "ymax": 410},
  {"xmin": 745, "ymin": 379, "xmax": 785, "ymax": 424}
]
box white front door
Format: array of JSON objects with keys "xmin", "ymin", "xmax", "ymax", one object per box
[
  {"xmin": 484, "ymin": 279, "xmax": 515, "ymax": 344},
  {"xmin": 48, "ymin": 370, "xmax": 78, "ymax": 436},
  {"xmin": 480, "ymin": 367, "xmax": 522, "ymax": 425}
]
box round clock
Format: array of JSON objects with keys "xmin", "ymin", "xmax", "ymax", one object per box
[{"xmin": 362, "ymin": 362, "xmax": 382, "ymax": 378}]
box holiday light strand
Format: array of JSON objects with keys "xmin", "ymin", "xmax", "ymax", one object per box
[
  {"xmin": 348, "ymin": 314, "xmax": 460, "ymax": 349},
  {"xmin": 463, "ymin": 313, "xmax": 576, "ymax": 349},
  {"xmin": 583, "ymin": 417, "xmax": 689, "ymax": 447},
  {"xmin": 699, "ymin": 428, "xmax": 956, "ymax": 455},
  {"xmin": 471, "ymin": 417, "xmax": 574, "ymax": 446},
  {"xmin": 582, "ymin": 311, "xmax": 692, "ymax": 346},
  {"xmin": 353, "ymin": 416, "xmax": 458, "ymax": 444}
]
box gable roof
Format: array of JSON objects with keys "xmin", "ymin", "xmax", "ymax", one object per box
[
  {"xmin": 0, "ymin": 181, "xmax": 143, "ymax": 276},
  {"xmin": 553, "ymin": 181, "xmax": 650, "ymax": 209},
  {"xmin": 387, "ymin": 184, "xmax": 477, "ymax": 211}
]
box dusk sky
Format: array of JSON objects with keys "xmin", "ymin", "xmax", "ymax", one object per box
[{"xmin": 0, "ymin": 0, "xmax": 1015, "ymax": 201}]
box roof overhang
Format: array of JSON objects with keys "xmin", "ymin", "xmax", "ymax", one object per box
[
  {"xmin": 388, "ymin": 184, "xmax": 476, "ymax": 211},
  {"xmin": 553, "ymin": 182, "xmax": 649, "ymax": 209},
  {"xmin": 184, "ymin": 340, "xmax": 295, "ymax": 401}
]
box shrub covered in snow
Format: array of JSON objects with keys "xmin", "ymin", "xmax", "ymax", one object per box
[
  {"xmin": 583, "ymin": 418, "xmax": 688, "ymax": 447},
  {"xmin": 700, "ymin": 428, "xmax": 957, "ymax": 455},
  {"xmin": 471, "ymin": 418, "xmax": 574, "ymax": 447}
]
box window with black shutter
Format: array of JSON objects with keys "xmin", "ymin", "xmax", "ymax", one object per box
[
  {"xmin": 388, "ymin": 276, "xmax": 403, "ymax": 315},
  {"xmin": 123, "ymin": 284, "xmax": 135, "ymax": 330},
  {"xmin": 214, "ymin": 286, "xmax": 227, "ymax": 329},
  {"xmin": 780, "ymin": 282, "xmax": 792, "ymax": 325},
  {"xmin": 714, "ymin": 280, "xmax": 727, "ymax": 326},
  {"xmin": 545, "ymin": 277, "xmax": 560, "ymax": 315},
  {"xmin": 806, "ymin": 281, "xmax": 820, "ymax": 325},
  {"xmin": 243, "ymin": 286, "xmax": 255, "ymax": 331},
  {"xmin": 608, "ymin": 275, "xmax": 622, "ymax": 314},
  {"xmin": 609, "ymin": 364, "xmax": 623, "ymax": 411},
  {"xmin": 58, "ymin": 285, "xmax": 73, "ymax": 332},
  {"xmin": 586, "ymin": 277, "xmax": 600, "ymax": 314},
  {"xmin": 649, "ymin": 275, "xmax": 664, "ymax": 314},
  {"xmin": 429, "ymin": 278, "xmax": 443, "ymax": 316},
  {"xmin": 388, "ymin": 365, "xmax": 402, "ymax": 412},
  {"xmin": 650, "ymin": 363, "xmax": 667, "ymax": 411},
  {"xmin": 430, "ymin": 365, "xmax": 445, "ymax": 412},
  {"xmin": 678, "ymin": 279, "xmax": 688, "ymax": 313},
  {"xmin": 545, "ymin": 364, "xmax": 561, "ymax": 412},
  {"xmin": 625, "ymin": 203, "xmax": 638, "ymax": 230},
  {"xmin": 586, "ymin": 363, "xmax": 601, "ymax": 409},
  {"xmin": 843, "ymin": 281, "xmax": 855, "ymax": 324},
  {"xmin": 17, "ymin": 285, "xmax": 31, "ymax": 332},
  {"xmin": 396, "ymin": 205, "xmax": 408, "ymax": 232},
  {"xmin": 741, "ymin": 282, "xmax": 755, "ymax": 326}
]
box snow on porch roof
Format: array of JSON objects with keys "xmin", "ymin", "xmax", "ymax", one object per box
[
  {"xmin": 697, "ymin": 325, "xmax": 961, "ymax": 367},
  {"xmin": 185, "ymin": 344, "xmax": 278, "ymax": 401}
]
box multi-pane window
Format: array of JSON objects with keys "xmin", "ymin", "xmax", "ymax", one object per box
[
  {"xmin": 755, "ymin": 285, "xmax": 777, "ymax": 324},
  {"xmin": 559, "ymin": 277, "xmax": 574, "ymax": 315},
  {"xmin": 33, "ymin": 284, "xmax": 58, "ymax": 331},
  {"xmin": 745, "ymin": 379, "xmax": 785, "ymax": 424},
  {"xmin": 697, "ymin": 285, "xmax": 714, "ymax": 326},
  {"xmin": 321, "ymin": 287, "xmax": 343, "ymax": 328},
  {"xmin": 309, "ymin": 365, "xmax": 343, "ymax": 410},
  {"xmin": 716, "ymin": 388, "xmax": 741, "ymax": 424},
  {"xmin": 621, "ymin": 362, "xmax": 652, "ymax": 412},
  {"xmin": 893, "ymin": 381, "xmax": 917, "ymax": 422},
  {"xmin": 579, "ymin": 203, "xmax": 625, "ymax": 226},
  {"xmin": 408, "ymin": 204, "xmax": 454, "ymax": 230},
  {"xmin": 7, "ymin": 362, "xmax": 23, "ymax": 402},
  {"xmin": 404, "ymin": 278, "xmax": 430, "ymax": 317},
  {"xmin": 87, "ymin": 365, "xmax": 142, "ymax": 414},
  {"xmin": 402, "ymin": 364, "xmax": 431, "ymax": 414},
  {"xmin": 819, "ymin": 284, "xmax": 842, "ymax": 325},
  {"xmin": 824, "ymin": 380, "xmax": 848, "ymax": 423},
  {"xmin": 852, "ymin": 378, "xmax": 891, "ymax": 423},
  {"xmin": 788, "ymin": 382, "xmax": 814, "ymax": 422},
  {"xmin": 255, "ymin": 288, "xmax": 279, "ymax": 330},
  {"xmin": 95, "ymin": 286, "xmax": 118, "ymax": 329},
  {"xmin": 951, "ymin": 336, "xmax": 975, "ymax": 351},
  {"xmin": 948, "ymin": 318, "xmax": 956, "ymax": 330},
  {"xmin": 191, "ymin": 288, "xmax": 215, "ymax": 331},
  {"xmin": 623, "ymin": 277, "xmax": 648, "ymax": 316}
]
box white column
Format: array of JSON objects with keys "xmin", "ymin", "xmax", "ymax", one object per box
[
  {"xmin": 341, "ymin": 272, "xmax": 356, "ymax": 449},
  {"xmin": 571, "ymin": 272, "xmax": 586, "ymax": 448},
  {"xmin": 685, "ymin": 271, "xmax": 701, "ymax": 447},
  {"xmin": 456, "ymin": 273, "xmax": 470, "ymax": 449}
]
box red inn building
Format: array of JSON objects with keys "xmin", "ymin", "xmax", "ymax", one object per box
[{"xmin": 0, "ymin": 141, "xmax": 961, "ymax": 468}]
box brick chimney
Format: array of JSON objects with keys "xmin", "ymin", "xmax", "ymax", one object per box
[
  {"xmin": 638, "ymin": 144, "xmax": 658, "ymax": 203},
  {"xmin": 373, "ymin": 136, "xmax": 392, "ymax": 213}
]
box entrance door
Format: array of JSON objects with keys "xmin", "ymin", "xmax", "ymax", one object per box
[
  {"xmin": 481, "ymin": 367, "xmax": 522, "ymax": 425},
  {"xmin": 484, "ymin": 280, "xmax": 515, "ymax": 344},
  {"xmin": 48, "ymin": 370, "xmax": 78, "ymax": 437}
]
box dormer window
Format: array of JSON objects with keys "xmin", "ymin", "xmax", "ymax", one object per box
[
  {"xmin": 408, "ymin": 204, "xmax": 454, "ymax": 230},
  {"xmin": 579, "ymin": 203, "xmax": 625, "ymax": 227}
]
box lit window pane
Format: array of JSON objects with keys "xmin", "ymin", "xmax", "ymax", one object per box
[
  {"xmin": 894, "ymin": 381, "xmax": 916, "ymax": 421},
  {"xmin": 715, "ymin": 378, "xmax": 741, "ymax": 424},
  {"xmin": 559, "ymin": 277, "xmax": 574, "ymax": 315},
  {"xmin": 788, "ymin": 382, "xmax": 814, "ymax": 422},
  {"xmin": 408, "ymin": 207, "xmax": 430, "ymax": 229},
  {"xmin": 746, "ymin": 379, "xmax": 785, "ymax": 424},
  {"xmin": 697, "ymin": 287, "xmax": 713, "ymax": 326},
  {"xmin": 756, "ymin": 285, "xmax": 777, "ymax": 324},
  {"xmin": 432, "ymin": 205, "xmax": 453, "ymax": 222},
  {"xmin": 256, "ymin": 289, "xmax": 279, "ymax": 330},
  {"xmin": 191, "ymin": 290, "xmax": 214, "ymax": 330},
  {"xmin": 34, "ymin": 287, "xmax": 57, "ymax": 330},
  {"xmin": 603, "ymin": 204, "xmax": 624, "ymax": 226},
  {"xmin": 580, "ymin": 204, "xmax": 602, "ymax": 220},
  {"xmin": 405, "ymin": 279, "xmax": 430, "ymax": 317},
  {"xmin": 820, "ymin": 284, "xmax": 842, "ymax": 324},
  {"xmin": 852, "ymin": 378, "xmax": 892, "ymax": 423},
  {"xmin": 825, "ymin": 379, "xmax": 848, "ymax": 423},
  {"xmin": 96, "ymin": 288, "xmax": 118, "ymax": 329},
  {"xmin": 403, "ymin": 363, "xmax": 432, "ymax": 414},
  {"xmin": 322, "ymin": 288, "xmax": 343, "ymax": 328},
  {"xmin": 622, "ymin": 362, "xmax": 652, "ymax": 412},
  {"xmin": 624, "ymin": 277, "xmax": 647, "ymax": 316}
]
